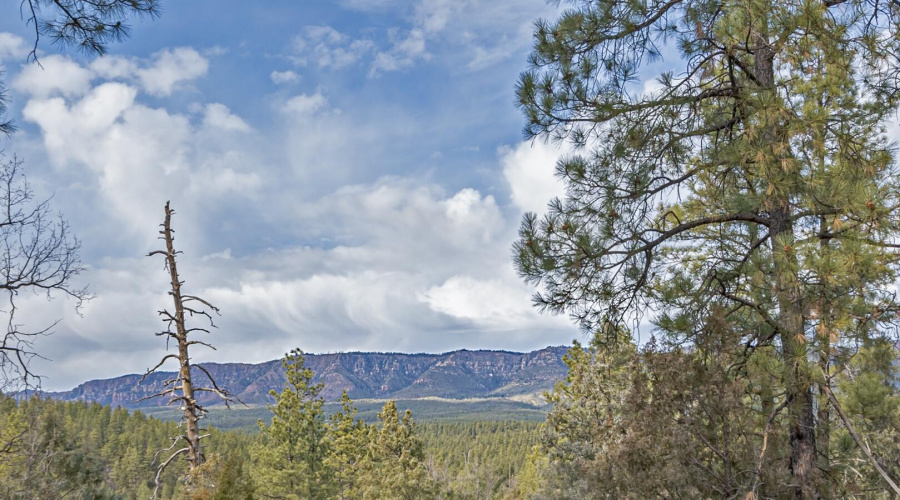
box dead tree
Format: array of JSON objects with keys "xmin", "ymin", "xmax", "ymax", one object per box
[
  {"xmin": 141, "ymin": 201, "xmax": 236, "ymax": 498},
  {"xmin": 0, "ymin": 156, "xmax": 88, "ymax": 392}
]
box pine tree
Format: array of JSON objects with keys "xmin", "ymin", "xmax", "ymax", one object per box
[
  {"xmin": 325, "ymin": 391, "xmax": 369, "ymax": 500},
  {"xmin": 251, "ymin": 349, "xmax": 332, "ymax": 500},
  {"xmin": 181, "ymin": 453, "xmax": 255, "ymax": 500},
  {"xmin": 514, "ymin": 1, "xmax": 900, "ymax": 496},
  {"xmin": 359, "ymin": 401, "xmax": 437, "ymax": 500},
  {"xmin": 0, "ymin": 398, "xmax": 115, "ymax": 499}
]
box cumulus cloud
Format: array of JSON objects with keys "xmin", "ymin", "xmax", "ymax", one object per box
[
  {"xmin": 136, "ymin": 47, "xmax": 209, "ymax": 96},
  {"xmin": 500, "ymin": 140, "xmax": 568, "ymax": 214},
  {"xmin": 8, "ymin": 38, "xmax": 578, "ymax": 391},
  {"xmin": 19, "ymin": 54, "xmax": 256, "ymax": 247},
  {"xmin": 0, "ymin": 32, "xmax": 27, "ymax": 61},
  {"xmin": 90, "ymin": 55, "xmax": 138, "ymax": 79},
  {"xmin": 203, "ymin": 103, "xmax": 251, "ymax": 132},
  {"xmin": 420, "ymin": 275, "xmax": 552, "ymax": 330},
  {"xmin": 13, "ymin": 55, "xmax": 94, "ymax": 98},
  {"xmin": 23, "ymin": 82, "xmax": 191, "ymax": 236},
  {"xmin": 21, "ymin": 171, "xmax": 572, "ymax": 388},
  {"xmin": 13, "ymin": 47, "xmax": 209, "ymax": 101}
]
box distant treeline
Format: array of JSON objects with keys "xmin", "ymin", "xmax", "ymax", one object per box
[{"xmin": 0, "ymin": 388, "xmax": 540, "ymax": 499}]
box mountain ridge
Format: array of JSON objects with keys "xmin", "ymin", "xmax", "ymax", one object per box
[{"xmin": 39, "ymin": 346, "xmax": 571, "ymax": 409}]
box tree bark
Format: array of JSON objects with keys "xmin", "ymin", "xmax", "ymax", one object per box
[
  {"xmin": 754, "ymin": 18, "xmax": 819, "ymax": 498},
  {"xmin": 161, "ymin": 201, "xmax": 202, "ymax": 470}
]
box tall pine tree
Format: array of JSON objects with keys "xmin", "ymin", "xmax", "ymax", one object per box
[
  {"xmin": 251, "ymin": 349, "xmax": 332, "ymax": 500},
  {"xmin": 359, "ymin": 401, "xmax": 437, "ymax": 500},
  {"xmin": 515, "ymin": 0, "xmax": 900, "ymax": 497},
  {"xmin": 325, "ymin": 391, "xmax": 369, "ymax": 500}
]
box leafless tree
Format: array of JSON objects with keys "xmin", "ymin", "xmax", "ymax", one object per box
[
  {"xmin": 141, "ymin": 201, "xmax": 237, "ymax": 498},
  {"xmin": 0, "ymin": 156, "xmax": 87, "ymax": 392}
]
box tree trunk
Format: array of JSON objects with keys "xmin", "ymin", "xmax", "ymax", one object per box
[
  {"xmin": 161, "ymin": 202, "xmax": 202, "ymax": 470},
  {"xmin": 755, "ymin": 19, "xmax": 819, "ymax": 498},
  {"xmin": 817, "ymin": 220, "xmax": 832, "ymax": 496}
]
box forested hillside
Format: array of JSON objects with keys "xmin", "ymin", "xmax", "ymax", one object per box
[{"xmin": 0, "ymin": 354, "xmax": 542, "ymax": 500}]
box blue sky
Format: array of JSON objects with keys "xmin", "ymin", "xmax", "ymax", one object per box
[{"xmin": 0, "ymin": 0, "xmax": 585, "ymax": 390}]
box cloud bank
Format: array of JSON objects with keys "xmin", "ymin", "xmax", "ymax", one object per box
[{"xmin": 0, "ymin": 0, "xmax": 579, "ymax": 391}]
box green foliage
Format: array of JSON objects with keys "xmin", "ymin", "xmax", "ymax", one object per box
[
  {"xmin": 0, "ymin": 396, "xmax": 254, "ymax": 500},
  {"xmin": 325, "ymin": 392, "xmax": 369, "ymax": 500},
  {"xmin": 522, "ymin": 335, "xmax": 777, "ymax": 497},
  {"xmin": 151, "ymin": 399, "xmax": 548, "ymax": 433},
  {"xmin": 0, "ymin": 398, "xmax": 112, "ymax": 499},
  {"xmin": 518, "ymin": 335, "xmax": 900, "ymax": 499},
  {"xmin": 830, "ymin": 340, "xmax": 900, "ymax": 495},
  {"xmin": 421, "ymin": 421, "xmax": 539, "ymax": 500},
  {"xmin": 358, "ymin": 401, "xmax": 437, "ymax": 500},
  {"xmin": 0, "ymin": 393, "xmax": 544, "ymax": 500},
  {"xmin": 25, "ymin": 0, "xmax": 160, "ymax": 57},
  {"xmin": 513, "ymin": 0, "xmax": 900, "ymax": 496},
  {"xmin": 251, "ymin": 348, "xmax": 332, "ymax": 499},
  {"xmin": 180, "ymin": 453, "xmax": 255, "ymax": 500}
]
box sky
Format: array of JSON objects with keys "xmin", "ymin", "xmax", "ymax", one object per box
[{"xmin": 0, "ymin": 0, "xmax": 586, "ymax": 390}]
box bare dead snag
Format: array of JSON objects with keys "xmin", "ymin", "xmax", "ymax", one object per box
[
  {"xmin": 0, "ymin": 156, "xmax": 88, "ymax": 392},
  {"xmin": 142, "ymin": 202, "xmax": 238, "ymax": 499}
]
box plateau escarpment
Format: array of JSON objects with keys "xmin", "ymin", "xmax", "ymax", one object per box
[{"xmin": 42, "ymin": 347, "xmax": 569, "ymax": 409}]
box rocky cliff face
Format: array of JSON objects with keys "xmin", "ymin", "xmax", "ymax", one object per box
[{"xmin": 41, "ymin": 347, "xmax": 570, "ymax": 408}]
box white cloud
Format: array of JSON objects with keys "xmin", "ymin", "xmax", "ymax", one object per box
[
  {"xmin": 6, "ymin": 33, "xmax": 581, "ymax": 390},
  {"xmin": 0, "ymin": 32, "xmax": 27, "ymax": 61},
  {"xmin": 642, "ymin": 75, "xmax": 666, "ymax": 96},
  {"xmin": 270, "ymin": 70, "xmax": 300, "ymax": 84},
  {"xmin": 203, "ymin": 45, "xmax": 229, "ymax": 57},
  {"xmin": 23, "ymin": 82, "xmax": 191, "ymax": 236},
  {"xmin": 203, "ymin": 103, "xmax": 251, "ymax": 132},
  {"xmin": 20, "ymin": 59, "xmax": 258, "ymax": 245},
  {"xmin": 20, "ymin": 173, "xmax": 574, "ymax": 389},
  {"xmin": 421, "ymin": 275, "xmax": 557, "ymax": 329},
  {"xmin": 90, "ymin": 55, "xmax": 138, "ymax": 79},
  {"xmin": 289, "ymin": 26, "xmax": 373, "ymax": 69},
  {"xmin": 12, "ymin": 55, "xmax": 94, "ymax": 98},
  {"xmin": 284, "ymin": 92, "xmax": 328, "ymax": 115},
  {"xmin": 337, "ymin": 0, "xmax": 403, "ymax": 11},
  {"xmin": 13, "ymin": 47, "xmax": 209, "ymax": 100},
  {"xmin": 368, "ymin": 0, "xmax": 557, "ymax": 73},
  {"xmin": 500, "ymin": 140, "xmax": 567, "ymax": 214},
  {"xmin": 136, "ymin": 47, "xmax": 209, "ymax": 96},
  {"xmin": 370, "ymin": 28, "xmax": 428, "ymax": 75},
  {"xmin": 189, "ymin": 162, "xmax": 262, "ymax": 197},
  {"xmin": 415, "ymin": 0, "xmax": 457, "ymax": 33},
  {"xmin": 281, "ymin": 0, "xmax": 556, "ymax": 76},
  {"xmin": 86, "ymin": 49, "xmax": 208, "ymax": 96}
]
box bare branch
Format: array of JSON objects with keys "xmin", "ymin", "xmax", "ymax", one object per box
[
  {"xmin": 823, "ymin": 385, "xmax": 900, "ymax": 496},
  {"xmin": 139, "ymin": 354, "xmax": 178, "ymax": 383},
  {"xmin": 0, "ymin": 156, "xmax": 88, "ymax": 391}
]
